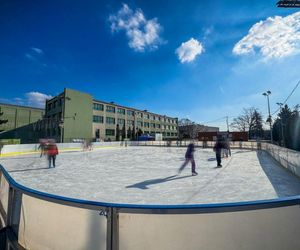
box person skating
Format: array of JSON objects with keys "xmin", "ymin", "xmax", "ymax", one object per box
[
  {"xmin": 47, "ymin": 141, "xmax": 59, "ymax": 168},
  {"xmin": 178, "ymin": 143, "xmax": 198, "ymax": 176},
  {"xmin": 38, "ymin": 139, "xmax": 46, "ymax": 157},
  {"xmin": 213, "ymin": 140, "xmax": 225, "ymax": 167}
]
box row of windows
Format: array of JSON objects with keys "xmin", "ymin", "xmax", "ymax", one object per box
[
  {"xmin": 93, "ymin": 104, "xmax": 135, "ymax": 117},
  {"xmin": 93, "ymin": 103, "xmax": 177, "ymax": 123},
  {"xmin": 104, "ymin": 129, "xmax": 177, "ymax": 137},
  {"xmin": 93, "ymin": 103, "xmax": 104, "ymax": 111},
  {"xmin": 93, "ymin": 116, "xmax": 177, "ymax": 130},
  {"xmin": 47, "ymin": 98, "xmax": 63, "ymax": 111},
  {"xmin": 138, "ymin": 131, "xmax": 178, "ymax": 136},
  {"xmin": 93, "ymin": 115, "xmax": 103, "ymax": 123}
]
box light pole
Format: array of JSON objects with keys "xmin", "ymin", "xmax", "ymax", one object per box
[
  {"xmin": 263, "ymin": 91, "xmax": 273, "ymax": 143},
  {"xmin": 276, "ymin": 102, "xmax": 285, "ymax": 146}
]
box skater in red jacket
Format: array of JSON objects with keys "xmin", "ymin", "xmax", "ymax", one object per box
[{"xmin": 46, "ymin": 141, "xmax": 59, "ymax": 168}]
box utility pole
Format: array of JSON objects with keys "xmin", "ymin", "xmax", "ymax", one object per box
[
  {"xmin": 226, "ymin": 116, "xmax": 229, "ymax": 132},
  {"xmin": 276, "ymin": 102, "xmax": 285, "ymax": 147},
  {"xmin": 263, "ymin": 91, "xmax": 273, "ymax": 143}
]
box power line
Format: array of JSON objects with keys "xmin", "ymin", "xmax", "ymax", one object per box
[
  {"xmin": 198, "ymin": 116, "xmax": 235, "ymax": 125},
  {"xmin": 271, "ymin": 79, "xmax": 300, "ymax": 116}
]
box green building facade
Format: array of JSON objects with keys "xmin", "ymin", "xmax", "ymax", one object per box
[
  {"xmin": 0, "ymin": 103, "xmax": 44, "ymax": 133},
  {"xmin": 0, "ymin": 88, "xmax": 178, "ymax": 143}
]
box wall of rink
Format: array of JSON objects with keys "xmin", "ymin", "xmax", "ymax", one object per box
[
  {"xmin": 1, "ymin": 139, "xmax": 299, "ymax": 178},
  {"xmin": 262, "ymin": 143, "xmax": 300, "ymax": 178},
  {"xmin": 0, "ymin": 141, "xmax": 300, "ymax": 249},
  {"xmin": 0, "ymin": 141, "xmax": 123, "ymax": 157},
  {"xmin": 131, "ymin": 140, "xmax": 300, "ymax": 178},
  {"xmin": 0, "ymin": 165, "xmax": 299, "ymax": 250}
]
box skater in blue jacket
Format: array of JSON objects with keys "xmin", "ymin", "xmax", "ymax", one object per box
[{"xmin": 178, "ymin": 143, "xmax": 198, "ymax": 176}]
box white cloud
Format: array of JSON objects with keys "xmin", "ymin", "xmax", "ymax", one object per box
[
  {"xmin": 25, "ymin": 53, "xmax": 36, "ymax": 61},
  {"xmin": 31, "ymin": 47, "xmax": 44, "ymax": 55},
  {"xmin": 109, "ymin": 4, "xmax": 163, "ymax": 52},
  {"xmin": 233, "ymin": 11, "xmax": 300, "ymax": 59},
  {"xmin": 175, "ymin": 38, "xmax": 204, "ymax": 63},
  {"xmin": 1, "ymin": 92, "xmax": 52, "ymax": 108},
  {"xmin": 25, "ymin": 47, "xmax": 46, "ymax": 66},
  {"xmin": 25, "ymin": 92, "xmax": 52, "ymax": 108}
]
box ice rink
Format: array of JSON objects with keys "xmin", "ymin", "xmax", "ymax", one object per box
[{"xmin": 1, "ymin": 146, "xmax": 300, "ymax": 205}]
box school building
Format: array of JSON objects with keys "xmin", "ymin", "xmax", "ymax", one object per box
[{"xmin": 0, "ymin": 88, "xmax": 179, "ymax": 143}]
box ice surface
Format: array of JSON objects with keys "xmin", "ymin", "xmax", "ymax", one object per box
[{"xmin": 1, "ymin": 147, "xmax": 300, "ymax": 205}]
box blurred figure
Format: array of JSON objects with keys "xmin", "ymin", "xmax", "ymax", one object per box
[
  {"xmin": 82, "ymin": 139, "xmax": 93, "ymax": 151},
  {"xmin": 213, "ymin": 140, "xmax": 225, "ymax": 167},
  {"xmin": 38, "ymin": 139, "xmax": 47, "ymax": 157},
  {"xmin": 178, "ymin": 143, "xmax": 198, "ymax": 176},
  {"xmin": 223, "ymin": 139, "xmax": 231, "ymax": 158},
  {"xmin": 47, "ymin": 141, "xmax": 59, "ymax": 168}
]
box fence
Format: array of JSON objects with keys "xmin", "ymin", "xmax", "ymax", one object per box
[{"xmin": 0, "ymin": 142, "xmax": 300, "ymax": 249}]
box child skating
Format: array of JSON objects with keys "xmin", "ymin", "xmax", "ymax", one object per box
[{"xmin": 178, "ymin": 143, "xmax": 198, "ymax": 176}]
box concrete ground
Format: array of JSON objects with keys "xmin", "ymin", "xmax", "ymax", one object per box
[{"xmin": 1, "ymin": 146, "xmax": 300, "ymax": 205}]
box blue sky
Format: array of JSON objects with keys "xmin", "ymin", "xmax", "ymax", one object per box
[{"xmin": 1, "ymin": 0, "xmax": 300, "ymax": 130}]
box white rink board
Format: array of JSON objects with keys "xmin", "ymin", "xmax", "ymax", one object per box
[{"xmin": 1, "ymin": 147, "xmax": 300, "ymax": 205}]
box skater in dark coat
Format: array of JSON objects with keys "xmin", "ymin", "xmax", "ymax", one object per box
[
  {"xmin": 213, "ymin": 140, "xmax": 225, "ymax": 167},
  {"xmin": 178, "ymin": 143, "xmax": 198, "ymax": 176}
]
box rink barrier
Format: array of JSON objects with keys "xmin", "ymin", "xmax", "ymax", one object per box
[
  {"xmin": 0, "ymin": 163, "xmax": 300, "ymax": 250},
  {"xmin": 0, "ymin": 142, "xmax": 123, "ymax": 157},
  {"xmin": 131, "ymin": 140, "xmax": 300, "ymax": 178},
  {"xmin": 1, "ymin": 140, "xmax": 300, "ymax": 178}
]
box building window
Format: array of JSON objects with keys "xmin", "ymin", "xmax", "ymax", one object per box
[
  {"xmin": 146, "ymin": 114, "xmax": 150, "ymax": 119},
  {"xmin": 137, "ymin": 113, "xmax": 143, "ymax": 118},
  {"xmin": 106, "ymin": 129, "xmax": 115, "ymax": 136},
  {"xmin": 144, "ymin": 122, "xmax": 149, "ymax": 128},
  {"xmin": 117, "ymin": 118, "xmax": 125, "ymax": 125},
  {"xmin": 93, "ymin": 103, "xmax": 104, "ymax": 111},
  {"xmin": 48, "ymin": 103, "xmax": 52, "ymax": 111},
  {"xmin": 117, "ymin": 108, "xmax": 125, "ymax": 115},
  {"xmin": 157, "ymin": 124, "xmax": 161, "ymax": 129},
  {"xmin": 106, "ymin": 105, "xmax": 115, "ymax": 113},
  {"xmin": 137, "ymin": 121, "xmax": 143, "ymax": 127},
  {"xmin": 127, "ymin": 110, "xmax": 134, "ymax": 116},
  {"xmin": 106, "ymin": 117, "xmax": 115, "ymax": 124},
  {"xmin": 150, "ymin": 123, "xmax": 155, "ymax": 128},
  {"xmin": 93, "ymin": 115, "xmax": 103, "ymax": 123},
  {"xmin": 127, "ymin": 120, "xmax": 134, "ymax": 126}
]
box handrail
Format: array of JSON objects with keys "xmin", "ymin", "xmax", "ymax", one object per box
[{"xmin": 1, "ymin": 164, "xmax": 300, "ymax": 213}]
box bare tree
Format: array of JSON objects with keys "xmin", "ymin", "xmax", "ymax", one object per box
[
  {"xmin": 178, "ymin": 118, "xmax": 194, "ymax": 126},
  {"xmin": 230, "ymin": 107, "xmax": 262, "ymax": 134}
]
